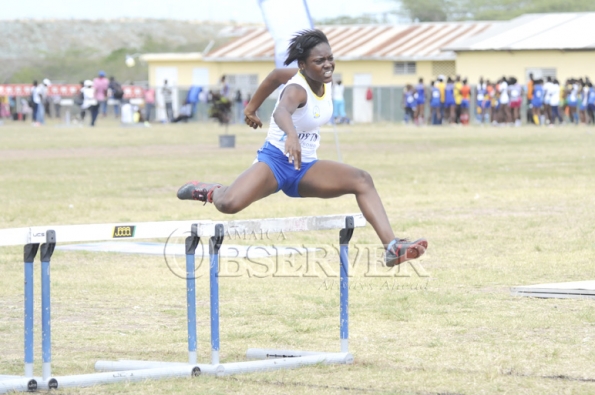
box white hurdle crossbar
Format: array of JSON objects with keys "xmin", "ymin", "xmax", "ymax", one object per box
[
  {"xmin": 0, "ymin": 215, "xmax": 365, "ymax": 247},
  {"xmin": 0, "ymin": 213, "xmax": 365, "ymax": 391}
]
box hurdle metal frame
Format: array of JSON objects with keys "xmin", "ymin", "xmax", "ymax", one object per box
[{"xmin": 0, "ymin": 214, "xmax": 365, "ymax": 392}]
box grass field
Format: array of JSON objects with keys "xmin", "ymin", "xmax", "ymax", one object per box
[{"xmin": 1, "ymin": 119, "xmax": 594, "ymax": 394}]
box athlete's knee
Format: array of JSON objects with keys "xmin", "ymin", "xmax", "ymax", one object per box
[
  {"xmin": 214, "ymin": 196, "xmax": 243, "ymax": 214},
  {"xmin": 213, "ymin": 197, "xmax": 244, "ymax": 214},
  {"xmin": 215, "ymin": 200, "xmax": 242, "ymax": 214},
  {"xmin": 353, "ymin": 168, "xmax": 374, "ymax": 192}
]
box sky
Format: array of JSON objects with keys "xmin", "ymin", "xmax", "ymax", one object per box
[{"xmin": 1, "ymin": 0, "xmax": 399, "ymax": 22}]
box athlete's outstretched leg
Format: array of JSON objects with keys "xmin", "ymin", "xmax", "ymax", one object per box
[
  {"xmin": 299, "ymin": 160, "xmax": 393, "ymax": 243},
  {"xmin": 177, "ymin": 162, "xmax": 278, "ymax": 214},
  {"xmin": 297, "ymin": 160, "xmax": 426, "ymax": 266}
]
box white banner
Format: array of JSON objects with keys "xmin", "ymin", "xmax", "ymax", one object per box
[{"xmin": 258, "ymin": 0, "xmax": 314, "ymax": 68}]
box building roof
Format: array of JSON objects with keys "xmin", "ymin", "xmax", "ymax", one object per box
[
  {"xmin": 204, "ymin": 22, "xmax": 496, "ymax": 62},
  {"xmin": 444, "ymin": 13, "xmax": 595, "ymax": 52}
]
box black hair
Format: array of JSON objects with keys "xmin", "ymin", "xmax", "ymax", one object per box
[{"xmin": 284, "ymin": 29, "xmax": 330, "ymax": 66}]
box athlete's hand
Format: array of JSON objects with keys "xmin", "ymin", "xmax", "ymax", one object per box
[
  {"xmin": 284, "ymin": 134, "xmax": 302, "ymax": 170},
  {"xmin": 244, "ymin": 108, "xmax": 262, "ymax": 129}
]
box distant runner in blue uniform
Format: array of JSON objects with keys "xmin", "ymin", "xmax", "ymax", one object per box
[
  {"xmin": 414, "ymin": 78, "xmax": 426, "ymax": 125},
  {"xmin": 430, "ymin": 81, "xmax": 442, "ymax": 125}
]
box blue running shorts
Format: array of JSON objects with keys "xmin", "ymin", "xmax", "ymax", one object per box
[{"xmin": 256, "ymin": 142, "xmax": 318, "ymax": 198}]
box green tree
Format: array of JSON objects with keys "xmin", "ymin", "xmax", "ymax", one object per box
[
  {"xmin": 397, "ymin": 0, "xmax": 462, "ymax": 22},
  {"xmin": 467, "ymin": 0, "xmax": 595, "ymax": 20},
  {"xmin": 316, "ymin": 14, "xmax": 388, "ymax": 25},
  {"xmin": 5, "ymin": 35, "xmax": 231, "ymax": 84},
  {"xmin": 396, "ymin": 0, "xmax": 595, "ymax": 21},
  {"xmin": 398, "ymin": 0, "xmax": 452, "ymax": 21}
]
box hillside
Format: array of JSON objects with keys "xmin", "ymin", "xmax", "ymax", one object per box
[{"xmin": 0, "ymin": 19, "xmax": 251, "ymax": 83}]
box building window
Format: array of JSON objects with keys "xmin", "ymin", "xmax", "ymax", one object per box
[
  {"xmin": 394, "ymin": 62, "xmax": 416, "ymax": 75},
  {"xmin": 226, "ymin": 74, "xmax": 259, "ymax": 97},
  {"xmin": 525, "ymin": 68, "xmax": 556, "ymax": 81},
  {"xmin": 432, "ymin": 61, "xmax": 456, "ymax": 78}
]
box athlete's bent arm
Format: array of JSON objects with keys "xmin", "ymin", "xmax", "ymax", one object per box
[
  {"xmin": 273, "ymin": 84, "xmax": 307, "ymax": 170},
  {"xmin": 244, "ymin": 68, "xmax": 298, "ymax": 129}
]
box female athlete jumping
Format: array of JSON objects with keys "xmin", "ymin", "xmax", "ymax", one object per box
[{"xmin": 177, "ymin": 29, "xmax": 427, "ymax": 267}]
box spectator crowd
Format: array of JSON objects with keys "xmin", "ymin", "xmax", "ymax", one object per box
[
  {"xmin": 403, "ymin": 73, "xmax": 595, "ymax": 127},
  {"xmin": 3, "ymin": 71, "xmax": 594, "ymax": 128}
]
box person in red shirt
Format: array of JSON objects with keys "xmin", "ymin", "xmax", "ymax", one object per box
[
  {"xmin": 526, "ymin": 73, "xmax": 534, "ymax": 124},
  {"xmin": 459, "ymin": 79, "xmax": 471, "ymax": 125},
  {"xmin": 92, "ymin": 71, "xmax": 109, "ymax": 125},
  {"xmin": 144, "ymin": 88, "xmax": 155, "ymax": 122}
]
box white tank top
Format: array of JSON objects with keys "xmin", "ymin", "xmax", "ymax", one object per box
[
  {"xmin": 499, "ymin": 81, "xmax": 509, "ymax": 104},
  {"xmin": 510, "ymin": 84, "xmax": 521, "ymax": 100},
  {"xmin": 265, "ymin": 72, "xmax": 333, "ymax": 163}
]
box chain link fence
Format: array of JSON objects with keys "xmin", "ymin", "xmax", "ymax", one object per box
[
  {"xmin": 180, "ymin": 86, "xmax": 480, "ymax": 125},
  {"xmin": 176, "ymin": 86, "xmax": 413, "ymax": 124},
  {"xmin": 143, "ymin": 85, "xmax": 529, "ymax": 125}
]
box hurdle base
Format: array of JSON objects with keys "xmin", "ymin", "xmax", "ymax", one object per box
[
  {"xmin": 34, "ymin": 376, "xmax": 58, "ymax": 391},
  {"xmin": 246, "ymin": 348, "xmax": 350, "ymax": 360},
  {"xmin": 51, "ymin": 364, "xmax": 204, "ymax": 389},
  {"xmin": 95, "ymin": 360, "xmax": 223, "ymax": 376},
  {"xmin": 0, "ymin": 376, "xmax": 37, "ymax": 394},
  {"xmin": 219, "ymin": 352, "xmax": 353, "ymax": 376},
  {"xmin": 95, "ymin": 350, "xmax": 353, "ymax": 378}
]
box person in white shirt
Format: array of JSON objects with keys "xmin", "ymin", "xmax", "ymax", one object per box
[
  {"xmin": 508, "ymin": 77, "xmax": 523, "ymax": 126},
  {"xmin": 81, "ymin": 80, "xmax": 98, "ymax": 126},
  {"xmin": 475, "ymin": 77, "xmax": 486, "ymax": 123},
  {"xmin": 498, "ymin": 77, "xmax": 511, "ymax": 125},
  {"xmin": 548, "ymin": 79, "xmax": 562, "ymax": 125},
  {"xmin": 20, "ymin": 97, "xmax": 32, "ymax": 121},
  {"xmin": 332, "ymin": 80, "xmax": 346, "ymax": 123},
  {"xmin": 32, "ymin": 80, "xmax": 48, "ymax": 126},
  {"xmin": 543, "ymin": 76, "xmax": 554, "ymax": 124},
  {"xmin": 172, "ymin": 101, "xmax": 193, "ymax": 123},
  {"xmin": 51, "ymin": 93, "xmax": 62, "ymax": 118}
]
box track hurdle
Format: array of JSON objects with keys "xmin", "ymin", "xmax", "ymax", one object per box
[
  {"xmin": 0, "ymin": 213, "xmax": 365, "ymax": 391},
  {"xmin": 96, "ymin": 214, "xmax": 364, "ymax": 376},
  {"xmin": 0, "ymin": 232, "xmax": 58, "ymax": 394}
]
